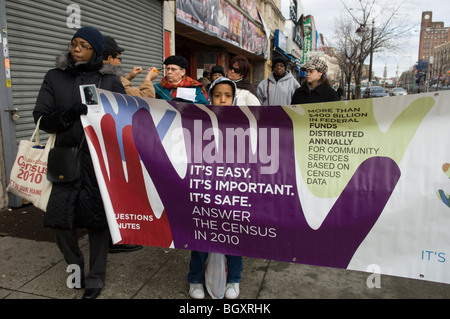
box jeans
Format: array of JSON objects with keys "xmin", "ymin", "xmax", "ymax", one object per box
[{"xmin": 187, "ymin": 251, "xmax": 243, "ymax": 284}]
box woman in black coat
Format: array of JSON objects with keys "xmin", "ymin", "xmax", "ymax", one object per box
[
  {"xmin": 33, "ymin": 27, "xmax": 125, "ymax": 299},
  {"xmin": 291, "ymin": 58, "xmax": 339, "ymax": 105}
]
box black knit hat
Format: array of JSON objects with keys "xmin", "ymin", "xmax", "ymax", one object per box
[
  {"xmin": 272, "ymin": 57, "xmax": 287, "ymax": 70},
  {"xmin": 210, "ymin": 65, "xmax": 225, "ymax": 77},
  {"xmin": 72, "ymin": 26, "xmax": 104, "ymax": 57},
  {"xmin": 103, "ymin": 35, "xmax": 125, "ymax": 60},
  {"xmin": 164, "ymin": 55, "xmax": 189, "ymax": 69}
]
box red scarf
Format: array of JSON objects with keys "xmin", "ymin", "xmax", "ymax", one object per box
[{"xmin": 160, "ymin": 75, "xmax": 208, "ymax": 100}]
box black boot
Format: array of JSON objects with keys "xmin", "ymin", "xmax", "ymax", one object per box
[{"xmin": 108, "ymin": 243, "xmax": 143, "ymax": 253}]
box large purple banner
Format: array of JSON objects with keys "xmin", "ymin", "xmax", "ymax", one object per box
[{"xmin": 81, "ymin": 89, "xmax": 450, "ymax": 284}]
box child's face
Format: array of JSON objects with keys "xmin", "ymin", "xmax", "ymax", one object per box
[
  {"xmin": 211, "ymin": 72, "xmax": 223, "ymax": 82},
  {"xmin": 211, "ymin": 83, "xmax": 234, "ymax": 106}
]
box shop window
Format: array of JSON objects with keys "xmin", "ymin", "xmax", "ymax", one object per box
[{"xmin": 196, "ymin": 53, "xmax": 218, "ymax": 81}]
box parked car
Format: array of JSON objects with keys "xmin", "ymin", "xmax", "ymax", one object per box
[
  {"xmin": 391, "ymin": 87, "xmax": 407, "ymax": 96},
  {"xmin": 363, "ymin": 86, "xmax": 389, "ymax": 98}
]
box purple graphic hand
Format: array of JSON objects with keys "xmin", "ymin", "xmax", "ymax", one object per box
[{"xmin": 132, "ymin": 103, "xmax": 400, "ymax": 268}]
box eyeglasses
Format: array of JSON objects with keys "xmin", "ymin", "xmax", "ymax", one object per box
[
  {"xmin": 68, "ymin": 42, "xmax": 93, "ymax": 51},
  {"xmin": 165, "ymin": 67, "xmax": 182, "ymax": 72},
  {"xmin": 229, "ymin": 67, "xmax": 242, "ymax": 74}
]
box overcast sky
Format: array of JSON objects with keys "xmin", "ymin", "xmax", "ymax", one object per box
[{"xmin": 281, "ymin": 0, "xmax": 450, "ymax": 78}]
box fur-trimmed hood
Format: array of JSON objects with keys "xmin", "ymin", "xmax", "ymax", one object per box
[
  {"xmin": 56, "ymin": 52, "xmax": 122, "ymax": 76},
  {"xmin": 98, "ymin": 62, "xmax": 124, "ymax": 77}
]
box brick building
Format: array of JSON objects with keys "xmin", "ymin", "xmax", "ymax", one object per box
[
  {"xmin": 418, "ymin": 11, "xmax": 449, "ymax": 63},
  {"xmin": 432, "ymin": 41, "xmax": 450, "ymax": 86}
]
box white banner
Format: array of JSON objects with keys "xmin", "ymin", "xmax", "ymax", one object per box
[{"xmin": 81, "ymin": 89, "xmax": 450, "ymax": 285}]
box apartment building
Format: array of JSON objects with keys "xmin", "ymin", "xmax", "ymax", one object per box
[{"xmin": 418, "ymin": 11, "xmax": 449, "ymax": 63}]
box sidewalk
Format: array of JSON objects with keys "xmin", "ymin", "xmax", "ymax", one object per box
[{"xmin": 2, "ymin": 205, "xmax": 450, "ymax": 300}]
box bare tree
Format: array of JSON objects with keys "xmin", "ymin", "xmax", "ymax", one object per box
[
  {"xmin": 329, "ymin": 0, "xmax": 412, "ymax": 99},
  {"xmin": 334, "ymin": 17, "xmax": 359, "ymax": 99}
]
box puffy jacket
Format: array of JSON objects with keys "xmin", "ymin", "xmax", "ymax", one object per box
[
  {"xmin": 291, "ymin": 83, "xmax": 339, "ymax": 105},
  {"xmin": 33, "ymin": 53, "xmax": 125, "ymax": 229},
  {"xmin": 236, "ymin": 88, "xmax": 261, "ymax": 107}
]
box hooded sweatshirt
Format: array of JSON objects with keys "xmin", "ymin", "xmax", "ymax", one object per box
[
  {"xmin": 257, "ymin": 70, "xmax": 300, "ymax": 105},
  {"xmin": 208, "ymin": 76, "xmax": 238, "ymax": 106}
]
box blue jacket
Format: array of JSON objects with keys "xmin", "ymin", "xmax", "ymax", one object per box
[{"xmin": 154, "ymin": 82, "xmax": 208, "ymax": 104}]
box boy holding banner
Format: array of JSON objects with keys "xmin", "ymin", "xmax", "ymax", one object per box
[{"xmin": 187, "ymin": 77, "xmax": 243, "ymax": 299}]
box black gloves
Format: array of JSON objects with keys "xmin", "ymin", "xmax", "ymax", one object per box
[{"xmin": 62, "ymin": 103, "xmax": 88, "ymax": 122}]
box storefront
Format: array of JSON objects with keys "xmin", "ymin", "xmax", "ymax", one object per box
[
  {"xmin": 1, "ymin": 0, "xmax": 164, "ymax": 207},
  {"xmin": 174, "ymin": 0, "xmax": 268, "ymax": 87}
]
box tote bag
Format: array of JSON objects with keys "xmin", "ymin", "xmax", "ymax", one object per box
[
  {"xmin": 6, "ymin": 118, "xmax": 55, "ymax": 211},
  {"xmin": 204, "ymin": 253, "xmax": 228, "ymax": 299}
]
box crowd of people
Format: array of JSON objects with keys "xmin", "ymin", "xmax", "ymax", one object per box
[{"xmin": 33, "ymin": 26, "xmax": 340, "ymax": 300}]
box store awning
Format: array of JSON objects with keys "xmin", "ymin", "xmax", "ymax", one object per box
[{"xmin": 275, "ymin": 47, "xmax": 304, "ymax": 76}]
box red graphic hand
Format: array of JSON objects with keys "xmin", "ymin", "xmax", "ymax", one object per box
[{"xmin": 85, "ymin": 113, "xmax": 173, "ymax": 247}]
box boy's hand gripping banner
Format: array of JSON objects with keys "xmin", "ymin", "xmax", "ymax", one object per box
[{"xmin": 81, "ymin": 90, "xmax": 450, "ymax": 285}]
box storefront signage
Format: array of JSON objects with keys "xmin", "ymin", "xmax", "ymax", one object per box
[{"xmin": 176, "ymin": 0, "xmax": 268, "ymax": 57}]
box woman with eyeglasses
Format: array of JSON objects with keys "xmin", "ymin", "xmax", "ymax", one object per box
[
  {"xmin": 226, "ymin": 55, "xmax": 260, "ymax": 106},
  {"xmin": 33, "ymin": 26, "xmax": 125, "ymax": 299},
  {"xmin": 154, "ymin": 55, "xmax": 208, "ymax": 104}
]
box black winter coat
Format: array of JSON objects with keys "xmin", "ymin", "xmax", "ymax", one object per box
[
  {"xmin": 291, "ymin": 83, "xmax": 339, "ymax": 105},
  {"xmin": 34, "ymin": 54, "xmax": 125, "ymax": 230}
]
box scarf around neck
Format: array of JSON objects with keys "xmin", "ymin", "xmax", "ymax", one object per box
[
  {"xmin": 160, "ymin": 75, "xmax": 208, "ymax": 100},
  {"xmin": 234, "ymin": 78, "xmax": 258, "ymax": 96}
]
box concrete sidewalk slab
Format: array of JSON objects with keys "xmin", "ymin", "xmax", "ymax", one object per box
[
  {"xmin": 0, "ymin": 236, "xmax": 62, "ymax": 291},
  {"xmin": 258, "ymin": 260, "xmax": 450, "ymax": 299},
  {"xmin": 2, "ymin": 235, "xmax": 450, "ymax": 300}
]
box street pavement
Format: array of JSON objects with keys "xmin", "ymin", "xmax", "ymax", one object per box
[{"xmin": 1, "ymin": 205, "xmax": 450, "ymax": 302}]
